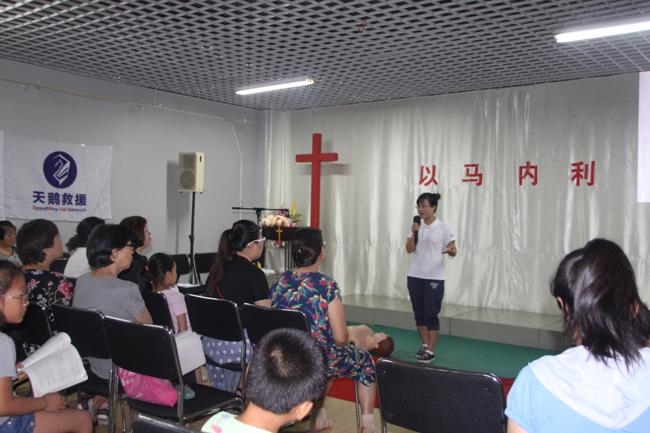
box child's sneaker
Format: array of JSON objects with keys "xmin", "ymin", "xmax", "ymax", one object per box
[
  {"xmin": 415, "ymin": 344, "xmax": 428, "ymax": 360},
  {"xmin": 95, "ymin": 403, "xmax": 110, "ymax": 426},
  {"xmin": 417, "ymin": 351, "xmax": 436, "ymax": 363}
]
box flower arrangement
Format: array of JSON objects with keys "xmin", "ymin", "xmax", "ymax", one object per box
[
  {"xmin": 260, "ymin": 203, "xmax": 301, "ymax": 227},
  {"xmin": 260, "ymin": 213, "xmax": 295, "ymax": 227}
]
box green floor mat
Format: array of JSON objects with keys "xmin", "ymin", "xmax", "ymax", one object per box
[{"xmin": 358, "ymin": 323, "xmax": 558, "ymax": 378}]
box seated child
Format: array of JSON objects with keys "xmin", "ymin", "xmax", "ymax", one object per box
[
  {"xmin": 139, "ymin": 253, "xmax": 200, "ymax": 392},
  {"xmin": 201, "ymin": 328, "xmax": 326, "ymax": 433},
  {"xmin": 139, "ymin": 253, "xmax": 190, "ymax": 333},
  {"xmin": 0, "ymin": 261, "xmax": 92, "ymax": 433}
]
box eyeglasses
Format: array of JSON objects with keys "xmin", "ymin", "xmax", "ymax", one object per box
[
  {"xmin": 123, "ymin": 242, "xmax": 136, "ymax": 249},
  {"xmin": 246, "ymin": 237, "xmax": 266, "ymax": 247},
  {"xmin": 0, "ymin": 294, "xmax": 28, "ymax": 304}
]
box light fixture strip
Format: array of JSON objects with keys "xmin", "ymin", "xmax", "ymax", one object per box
[
  {"xmin": 555, "ymin": 19, "xmax": 650, "ymax": 43},
  {"xmin": 236, "ymin": 77, "xmax": 314, "ymax": 95}
]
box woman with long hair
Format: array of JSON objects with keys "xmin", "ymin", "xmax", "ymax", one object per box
[
  {"xmin": 206, "ymin": 219, "xmax": 269, "ymax": 306},
  {"xmin": 203, "ymin": 220, "xmax": 269, "ymax": 392},
  {"xmin": 506, "ymin": 239, "xmax": 650, "ymax": 433}
]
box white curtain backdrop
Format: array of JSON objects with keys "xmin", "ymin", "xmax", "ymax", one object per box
[{"xmin": 265, "ymin": 73, "xmax": 649, "ymax": 315}]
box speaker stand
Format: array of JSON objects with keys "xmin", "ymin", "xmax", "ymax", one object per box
[{"xmin": 188, "ymin": 191, "xmax": 200, "ymax": 284}]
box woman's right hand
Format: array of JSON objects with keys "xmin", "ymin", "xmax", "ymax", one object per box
[{"xmin": 43, "ymin": 393, "xmax": 66, "ymax": 412}]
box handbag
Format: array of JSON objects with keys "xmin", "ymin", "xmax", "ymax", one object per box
[{"xmin": 117, "ymin": 368, "xmax": 178, "ymax": 406}]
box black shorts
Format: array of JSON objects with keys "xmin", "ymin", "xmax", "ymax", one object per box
[{"xmin": 407, "ymin": 276, "xmax": 445, "ymax": 330}]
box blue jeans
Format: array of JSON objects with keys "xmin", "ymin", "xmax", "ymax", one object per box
[
  {"xmin": 0, "ymin": 414, "xmax": 35, "ymax": 433},
  {"xmin": 407, "ymin": 277, "xmax": 445, "ymax": 330}
]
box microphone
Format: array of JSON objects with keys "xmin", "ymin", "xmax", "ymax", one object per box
[{"xmin": 412, "ymin": 215, "xmax": 421, "ymax": 245}]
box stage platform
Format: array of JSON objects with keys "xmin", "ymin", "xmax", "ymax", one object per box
[{"xmin": 343, "ymin": 294, "xmax": 569, "ymax": 351}]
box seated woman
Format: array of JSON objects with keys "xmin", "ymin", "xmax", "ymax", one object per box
[
  {"xmin": 73, "ymin": 224, "xmax": 152, "ymax": 423},
  {"xmin": 271, "ymin": 228, "xmax": 377, "ymax": 433},
  {"xmin": 506, "ymin": 239, "xmax": 650, "ymax": 433},
  {"xmin": 0, "ymin": 220, "xmax": 21, "ymax": 266},
  {"xmin": 16, "ymin": 219, "xmax": 73, "ymax": 354},
  {"xmin": 64, "ymin": 216, "xmax": 104, "ymax": 278},
  {"xmin": 204, "ymin": 219, "xmax": 269, "ymax": 392},
  {"xmin": 118, "ymin": 216, "xmax": 151, "ymax": 287}
]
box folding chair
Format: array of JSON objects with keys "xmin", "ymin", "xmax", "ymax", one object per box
[
  {"xmin": 171, "ymin": 254, "xmax": 191, "ymax": 278},
  {"xmin": 5, "ymin": 302, "xmax": 52, "ymax": 361},
  {"xmin": 103, "ymin": 316, "xmax": 242, "ymax": 426},
  {"xmin": 142, "ymin": 291, "xmax": 175, "ymax": 330},
  {"xmin": 192, "ymin": 252, "xmax": 217, "ymax": 284},
  {"xmin": 49, "ymin": 304, "xmax": 118, "ymax": 433},
  {"xmin": 239, "ymin": 303, "xmax": 309, "ymax": 344},
  {"xmin": 184, "ymin": 295, "xmax": 246, "ymax": 390},
  {"xmin": 132, "ymin": 414, "xmax": 200, "ymax": 433},
  {"xmin": 376, "ymin": 358, "xmax": 505, "ymax": 433}
]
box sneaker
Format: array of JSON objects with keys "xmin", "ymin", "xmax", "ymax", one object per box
[
  {"xmin": 415, "ymin": 344, "xmax": 428, "ymax": 360},
  {"xmin": 95, "ymin": 403, "xmax": 109, "ymax": 426},
  {"xmin": 417, "ymin": 351, "xmax": 436, "ymax": 363}
]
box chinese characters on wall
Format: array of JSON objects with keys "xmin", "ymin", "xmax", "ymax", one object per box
[{"xmin": 418, "ymin": 161, "xmax": 596, "ymax": 187}]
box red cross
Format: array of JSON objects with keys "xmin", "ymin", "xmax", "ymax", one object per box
[{"xmin": 295, "ymin": 133, "xmax": 338, "ymax": 228}]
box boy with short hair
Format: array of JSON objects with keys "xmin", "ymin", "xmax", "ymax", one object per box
[{"xmin": 201, "ymin": 328, "xmax": 326, "ymax": 433}]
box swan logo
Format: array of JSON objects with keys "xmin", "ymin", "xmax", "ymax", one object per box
[{"xmin": 43, "ymin": 151, "xmax": 77, "ymax": 189}]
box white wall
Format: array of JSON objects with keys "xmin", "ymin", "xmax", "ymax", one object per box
[{"xmin": 0, "ymin": 59, "xmax": 265, "ymax": 256}]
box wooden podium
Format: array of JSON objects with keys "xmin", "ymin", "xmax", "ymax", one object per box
[{"xmin": 262, "ymin": 226, "xmax": 301, "ymax": 270}]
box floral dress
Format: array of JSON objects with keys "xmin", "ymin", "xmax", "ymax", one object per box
[
  {"xmin": 271, "ymin": 271, "xmax": 375, "ymax": 385},
  {"xmin": 24, "ymin": 269, "xmax": 74, "ymax": 354}
]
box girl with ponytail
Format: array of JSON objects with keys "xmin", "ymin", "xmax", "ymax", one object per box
[{"xmin": 139, "ymin": 253, "xmax": 190, "ymax": 334}]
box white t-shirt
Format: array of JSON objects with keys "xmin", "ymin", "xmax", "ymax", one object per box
[
  {"xmin": 407, "ymin": 219, "xmax": 455, "ymax": 280},
  {"xmin": 64, "ymin": 247, "xmax": 91, "ymax": 278}
]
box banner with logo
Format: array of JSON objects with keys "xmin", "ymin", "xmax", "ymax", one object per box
[{"xmin": 0, "ymin": 131, "xmax": 112, "ymax": 221}]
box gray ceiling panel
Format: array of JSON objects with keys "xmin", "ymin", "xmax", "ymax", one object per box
[{"xmin": 1, "ymin": 0, "xmax": 650, "ymax": 110}]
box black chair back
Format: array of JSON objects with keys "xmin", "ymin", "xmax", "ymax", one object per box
[
  {"xmin": 133, "ymin": 415, "xmax": 200, "ymax": 433},
  {"xmin": 49, "ymin": 304, "xmax": 109, "ymax": 358},
  {"xmin": 142, "ymin": 291, "xmax": 175, "ymax": 330},
  {"xmin": 171, "ymin": 254, "xmax": 191, "ymax": 277},
  {"xmin": 240, "ymin": 303, "xmax": 309, "ymax": 344},
  {"xmin": 103, "ymin": 316, "xmax": 242, "ymax": 423},
  {"xmin": 376, "ymin": 358, "xmax": 505, "ymax": 433},
  {"xmin": 50, "ymin": 258, "xmax": 68, "ymax": 274},
  {"xmin": 104, "ymin": 317, "xmax": 179, "ymax": 380},
  {"xmin": 5, "ymin": 302, "xmax": 52, "ymax": 351},
  {"xmin": 193, "ymin": 252, "xmax": 217, "ymax": 274},
  {"xmin": 185, "ymin": 295, "xmax": 246, "ymax": 377},
  {"xmin": 185, "ymin": 295, "xmax": 242, "ymax": 342}
]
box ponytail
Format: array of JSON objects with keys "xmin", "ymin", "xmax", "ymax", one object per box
[
  {"xmin": 206, "ymin": 220, "xmax": 259, "ymax": 298},
  {"xmin": 138, "ymin": 263, "xmax": 154, "ymax": 293},
  {"xmin": 139, "ymin": 253, "xmax": 175, "ymax": 293},
  {"xmin": 207, "ymin": 229, "xmax": 234, "ymax": 297}
]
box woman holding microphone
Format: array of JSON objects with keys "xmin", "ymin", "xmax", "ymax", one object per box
[{"xmin": 405, "ymin": 192, "xmax": 456, "ymax": 363}]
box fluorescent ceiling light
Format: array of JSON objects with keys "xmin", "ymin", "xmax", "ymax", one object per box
[
  {"xmin": 236, "ymin": 77, "xmax": 314, "ymax": 95},
  {"xmin": 555, "ymin": 17, "xmax": 650, "ymax": 43}
]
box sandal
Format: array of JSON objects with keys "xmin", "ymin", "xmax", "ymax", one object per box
[{"xmin": 95, "ymin": 403, "xmax": 110, "ymax": 426}]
